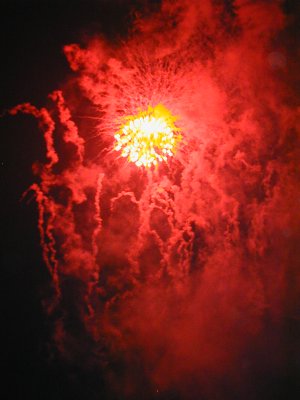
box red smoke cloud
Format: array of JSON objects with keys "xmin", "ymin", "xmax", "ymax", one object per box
[{"xmin": 10, "ymin": 1, "xmax": 300, "ymax": 398}]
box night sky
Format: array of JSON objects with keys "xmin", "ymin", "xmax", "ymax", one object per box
[{"xmin": 1, "ymin": 1, "xmax": 300, "ymax": 399}]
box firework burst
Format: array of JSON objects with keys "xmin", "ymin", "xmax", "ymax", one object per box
[{"xmin": 114, "ymin": 104, "xmax": 181, "ymax": 167}]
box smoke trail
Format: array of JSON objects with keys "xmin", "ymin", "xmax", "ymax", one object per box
[{"xmin": 10, "ymin": 0, "xmax": 300, "ymax": 398}]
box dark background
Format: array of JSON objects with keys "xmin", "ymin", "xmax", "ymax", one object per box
[
  {"xmin": 0, "ymin": 2, "xmax": 150, "ymax": 398},
  {"xmin": 1, "ymin": 1, "xmax": 299, "ymax": 399}
]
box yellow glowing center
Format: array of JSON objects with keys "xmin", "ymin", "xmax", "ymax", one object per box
[{"xmin": 114, "ymin": 104, "xmax": 181, "ymax": 167}]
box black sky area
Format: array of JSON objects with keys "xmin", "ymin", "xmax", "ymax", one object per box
[
  {"xmin": 1, "ymin": 1, "xmax": 299, "ymax": 399},
  {"xmin": 0, "ymin": 3, "xmax": 157, "ymax": 399}
]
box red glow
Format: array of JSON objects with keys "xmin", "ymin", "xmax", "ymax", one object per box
[{"xmin": 10, "ymin": 1, "xmax": 300, "ymax": 398}]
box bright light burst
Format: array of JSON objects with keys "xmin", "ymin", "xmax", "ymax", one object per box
[{"xmin": 114, "ymin": 104, "xmax": 181, "ymax": 167}]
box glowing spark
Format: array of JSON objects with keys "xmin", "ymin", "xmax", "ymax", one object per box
[{"xmin": 114, "ymin": 104, "xmax": 181, "ymax": 167}]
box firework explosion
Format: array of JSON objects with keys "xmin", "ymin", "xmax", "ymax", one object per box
[
  {"xmin": 114, "ymin": 104, "xmax": 181, "ymax": 167},
  {"xmin": 5, "ymin": 0, "xmax": 300, "ymax": 399}
]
